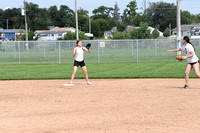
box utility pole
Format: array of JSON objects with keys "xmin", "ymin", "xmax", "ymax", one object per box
[
  {"xmin": 24, "ymin": 0, "xmax": 28, "ymax": 50},
  {"xmin": 177, "ymin": 0, "xmax": 181, "ymax": 55},
  {"xmin": 89, "ymin": 14, "xmax": 91, "ymax": 33},
  {"xmin": 142, "ymin": 0, "xmax": 147, "ymax": 14},
  {"xmin": 75, "ymin": 0, "xmax": 79, "ymax": 40}
]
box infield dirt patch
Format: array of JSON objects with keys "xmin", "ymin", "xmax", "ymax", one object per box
[{"xmin": 0, "ymin": 79, "xmax": 200, "ymax": 133}]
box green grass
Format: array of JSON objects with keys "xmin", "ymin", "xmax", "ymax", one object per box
[{"xmin": 0, "ymin": 61, "xmax": 198, "ymax": 80}]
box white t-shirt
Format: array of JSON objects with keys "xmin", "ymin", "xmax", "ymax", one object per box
[
  {"xmin": 75, "ymin": 46, "xmax": 84, "ymax": 62},
  {"xmin": 181, "ymin": 43, "xmax": 199, "ymax": 63}
]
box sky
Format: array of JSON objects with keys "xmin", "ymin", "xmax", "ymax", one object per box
[{"xmin": 0, "ymin": 0, "xmax": 200, "ymax": 16}]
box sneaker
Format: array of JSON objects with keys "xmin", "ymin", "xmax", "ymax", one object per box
[
  {"xmin": 87, "ymin": 81, "xmax": 92, "ymax": 85},
  {"xmin": 68, "ymin": 81, "xmax": 73, "ymax": 84},
  {"xmin": 183, "ymin": 85, "xmax": 189, "ymax": 89}
]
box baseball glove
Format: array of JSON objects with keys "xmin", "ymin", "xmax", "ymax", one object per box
[
  {"xmin": 86, "ymin": 43, "xmax": 91, "ymax": 49},
  {"xmin": 176, "ymin": 55, "xmax": 186, "ymax": 61}
]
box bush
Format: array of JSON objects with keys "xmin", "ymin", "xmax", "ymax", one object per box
[
  {"xmin": 63, "ymin": 31, "xmax": 89, "ymax": 40},
  {"xmin": 129, "ymin": 22, "xmax": 152, "ymax": 39},
  {"xmin": 113, "ymin": 31, "xmax": 130, "ymax": 39},
  {"xmin": 152, "ymin": 28, "xmax": 159, "ymax": 38},
  {"xmin": 163, "ymin": 28, "xmax": 171, "ymax": 37}
]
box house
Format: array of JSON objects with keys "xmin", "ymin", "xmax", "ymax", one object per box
[
  {"xmin": 34, "ymin": 27, "xmax": 76, "ymax": 41},
  {"xmin": 148, "ymin": 27, "xmax": 163, "ymax": 37},
  {"xmin": 0, "ymin": 29, "xmax": 16, "ymax": 40},
  {"xmin": 172, "ymin": 23, "xmax": 200, "ymax": 38},
  {"xmin": 104, "ymin": 27, "xmax": 117, "ymax": 38},
  {"xmin": 12, "ymin": 29, "xmax": 25, "ymax": 37}
]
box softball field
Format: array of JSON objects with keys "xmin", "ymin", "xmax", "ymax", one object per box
[{"xmin": 0, "ymin": 79, "xmax": 200, "ymax": 133}]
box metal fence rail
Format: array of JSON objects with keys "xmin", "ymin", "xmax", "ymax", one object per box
[{"xmin": 0, "ymin": 39, "xmax": 200, "ymax": 64}]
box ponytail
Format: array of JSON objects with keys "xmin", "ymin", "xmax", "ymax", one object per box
[{"xmin": 183, "ymin": 36, "xmax": 195, "ymax": 51}]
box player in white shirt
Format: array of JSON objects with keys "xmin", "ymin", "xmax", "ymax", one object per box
[
  {"xmin": 69, "ymin": 40, "xmax": 92, "ymax": 85},
  {"xmin": 167, "ymin": 36, "xmax": 200, "ymax": 89}
]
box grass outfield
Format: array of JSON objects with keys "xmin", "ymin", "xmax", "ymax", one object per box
[{"xmin": 0, "ymin": 61, "xmax": 198, "ymax": 80}]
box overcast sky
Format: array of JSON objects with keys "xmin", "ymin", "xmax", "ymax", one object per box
[{"xmin": 0, "ymin": 0, "xmax": 200, "ymax": 16}]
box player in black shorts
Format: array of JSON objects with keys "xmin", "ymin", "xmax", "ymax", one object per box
[{"xmin": 69, "ymin": 40, "xmax": 92, "ymax": 85}]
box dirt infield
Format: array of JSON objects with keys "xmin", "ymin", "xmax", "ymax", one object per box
[{"xmin": 0, "ymin": 79, "xmax": 200, "ymax": 133}]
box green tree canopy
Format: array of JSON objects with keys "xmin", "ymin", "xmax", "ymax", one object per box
[
  {"xmin": 144, "ymin": 1, "xmax": 176, "ymax": 32},
  {"xmin": 112, "ymin": 2, "xmax": 121, "ymax": 23},
  {"xmin": 113, "ymin": 31, "xmax": 130, "ymax": 39},
  {"xmin": 48, "ymin": 6, "xmax": 60, "ymax": 26},
  {"xmin": 92, "ymin": 6, "xmax": 113, "ymax": 20},
  {"xmin": 129, "ymin": 22, "xmax": 152, "ymax": 39},
  {"xmin": 63, "ymin": 31, "xmax": 88, "ymax": 40},
  {"xmin": 181, "ymin": 11, "xmax": 194, "ymax": 24},
  {"xmin": 122, "ymin": 0, "xmax": 138, "ymax": 25},
  {"xmin": 91, "ymin": 18, "xmax": 109, "ymax": 37},
  {"xmin": 26, "ymin": 2, "xmax": 51, "ymax": 31},
  {"xmin": 67, "ymin": 8, "xmax": 89, "ymax": 33}
]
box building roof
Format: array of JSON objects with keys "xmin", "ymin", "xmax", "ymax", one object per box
[
  {"xmin": 12, "ymin": 29, "xmax": 25, "ymax": 33},
  {"xmin": 50, "ymin": 27, "xmax": 72, "ymax": 31},
  {"xmin": 35, "ymin": 27, "xmax": 76, "ymax": 35},
  {"xmin": 0, "ymin": 29, "xmax": 15, "ymax": 33},
  {"xmin": 172, "ymin": 23, "xmax": 200, "ymax": 31}
]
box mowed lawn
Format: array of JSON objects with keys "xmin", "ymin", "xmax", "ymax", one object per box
[{"xmin": 0, "ymin": 61, "xmax": 198, "ymax": 80}]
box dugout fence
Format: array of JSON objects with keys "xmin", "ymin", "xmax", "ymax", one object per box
[{"xmin": 0, "ymin": 39, "xmax": 200, "ymax": 64}]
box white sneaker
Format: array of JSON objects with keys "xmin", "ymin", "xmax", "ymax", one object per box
[
  {"xmin": 87, "ymin": 81, "xmax": 92, "ymax": 85},
  {"xmin": 68, "ymin": 81, "xmax": 73, "ymax": 84}
]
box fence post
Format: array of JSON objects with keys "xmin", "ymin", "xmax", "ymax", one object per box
[
  {"xmin": 59, "ymin": 41, "xmax": 61, "ymax": 64},
  {"xmin": 14, "ymin": 42, "xmax": 16, "ymax": 59},
  {"xmin": 155, "ymin": 39, "xmax": 157, "ymax": 57},
  {"xmin": 43, "ymin": 42, "xmax": 46, "ymax": 58},
  {"xmin": 114, "ymin": 40, "xmax": 115, "ymax": 50},
  {"xmin": 18, "ymin": 41, "xmax": 20, "ymax": 64},
  {"xmin": 102, "ymin": 41, "xmax": 104, "ymax": 57},
  {"xmin": 132, "ymin": 40, "xmax": 133, "ymax": 56},
  {"xmin": 4, "ymin": 42, "xmax": 6, "ymax": 52},
  {"xmin": 98, "ymin": 40, "xmax": 100, "ymax": 64},
  {"xmin": 137, "ymin": 40, "xmax": 138, "ymax": 63}
]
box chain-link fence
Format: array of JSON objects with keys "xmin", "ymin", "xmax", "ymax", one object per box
[{"xmin": 0, "ymin": 39, "xmax": 200, "ymax": 64}]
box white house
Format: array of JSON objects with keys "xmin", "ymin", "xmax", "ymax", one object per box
[{"xmin": 34, "ymin": 27, "xmax": 76, "ymax": 41}]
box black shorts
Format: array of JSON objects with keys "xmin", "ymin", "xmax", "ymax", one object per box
[
  {"xmin": 189, "ymin": 60, "xmax": 199, "ymax": 65},
  {"xmin": 74, "ymin": 60, "xmax": 85, "ymax": 67}
]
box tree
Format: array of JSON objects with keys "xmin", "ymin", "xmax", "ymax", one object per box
[
  {"xmin": 26, "ymin": 2, "xmax": 51, "ymax": 31},
  {"xmin": 58, "ymin": 5, "xmax": 74, "ymax": 27},
  {"xmin": 92, "ymin": 6, "xmax": 113, "ymax": 20},
  {"xmin": 122, "ymin": 0, "xmax": 138, "ymax": 25},
  {"xmin": 129, "ymin": 22, "xmax": 152, "ymax": 39},
  {"xmin": 1, "ymin": 8, "xmax": 24, "ymax": 29},
  {"xmin": 113, "ymin": 31, "xmax": 130, "ymax": 39},
  {"xmin": 113, "ymin": 2, "xmax": 121, "ymax": 23},
  {"xmin": 181, "ymin": 11, "xmax": 193, "ymax": 24},
  {"xmin": 117, "ymin": 23, "xmax": 127, "ymax": 32},
  {"xmin": 194, "ymin": 14, "xmax": 200, "ymax": 23},
  {"xmin": 48, "ymin": 6, "xmax": 60, "ymax": 26},
  {"xmin": 132, "ymin": 13, "xmax": 143, "ymax": 26},
  {"xmin": 66, "ymin": 8, "xmax": 89, "ymax": 33},
  {"xmin": 91, "ymin": 18, "xmax": 109, "ymax": 37},
  {"xmin": 152, "ymin": 28, "xmax": 159, "ymax": 38},
  {"xmin": 163, "ymin": 28, "xmax": 171, "ymax": 37},
  {"xmin": 63, "ymin": 31, "xmax": 88, "ymax": 40},
  {"xmin": 144, "ymin": 1, "xmax": 176, "ymax": 32}
]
